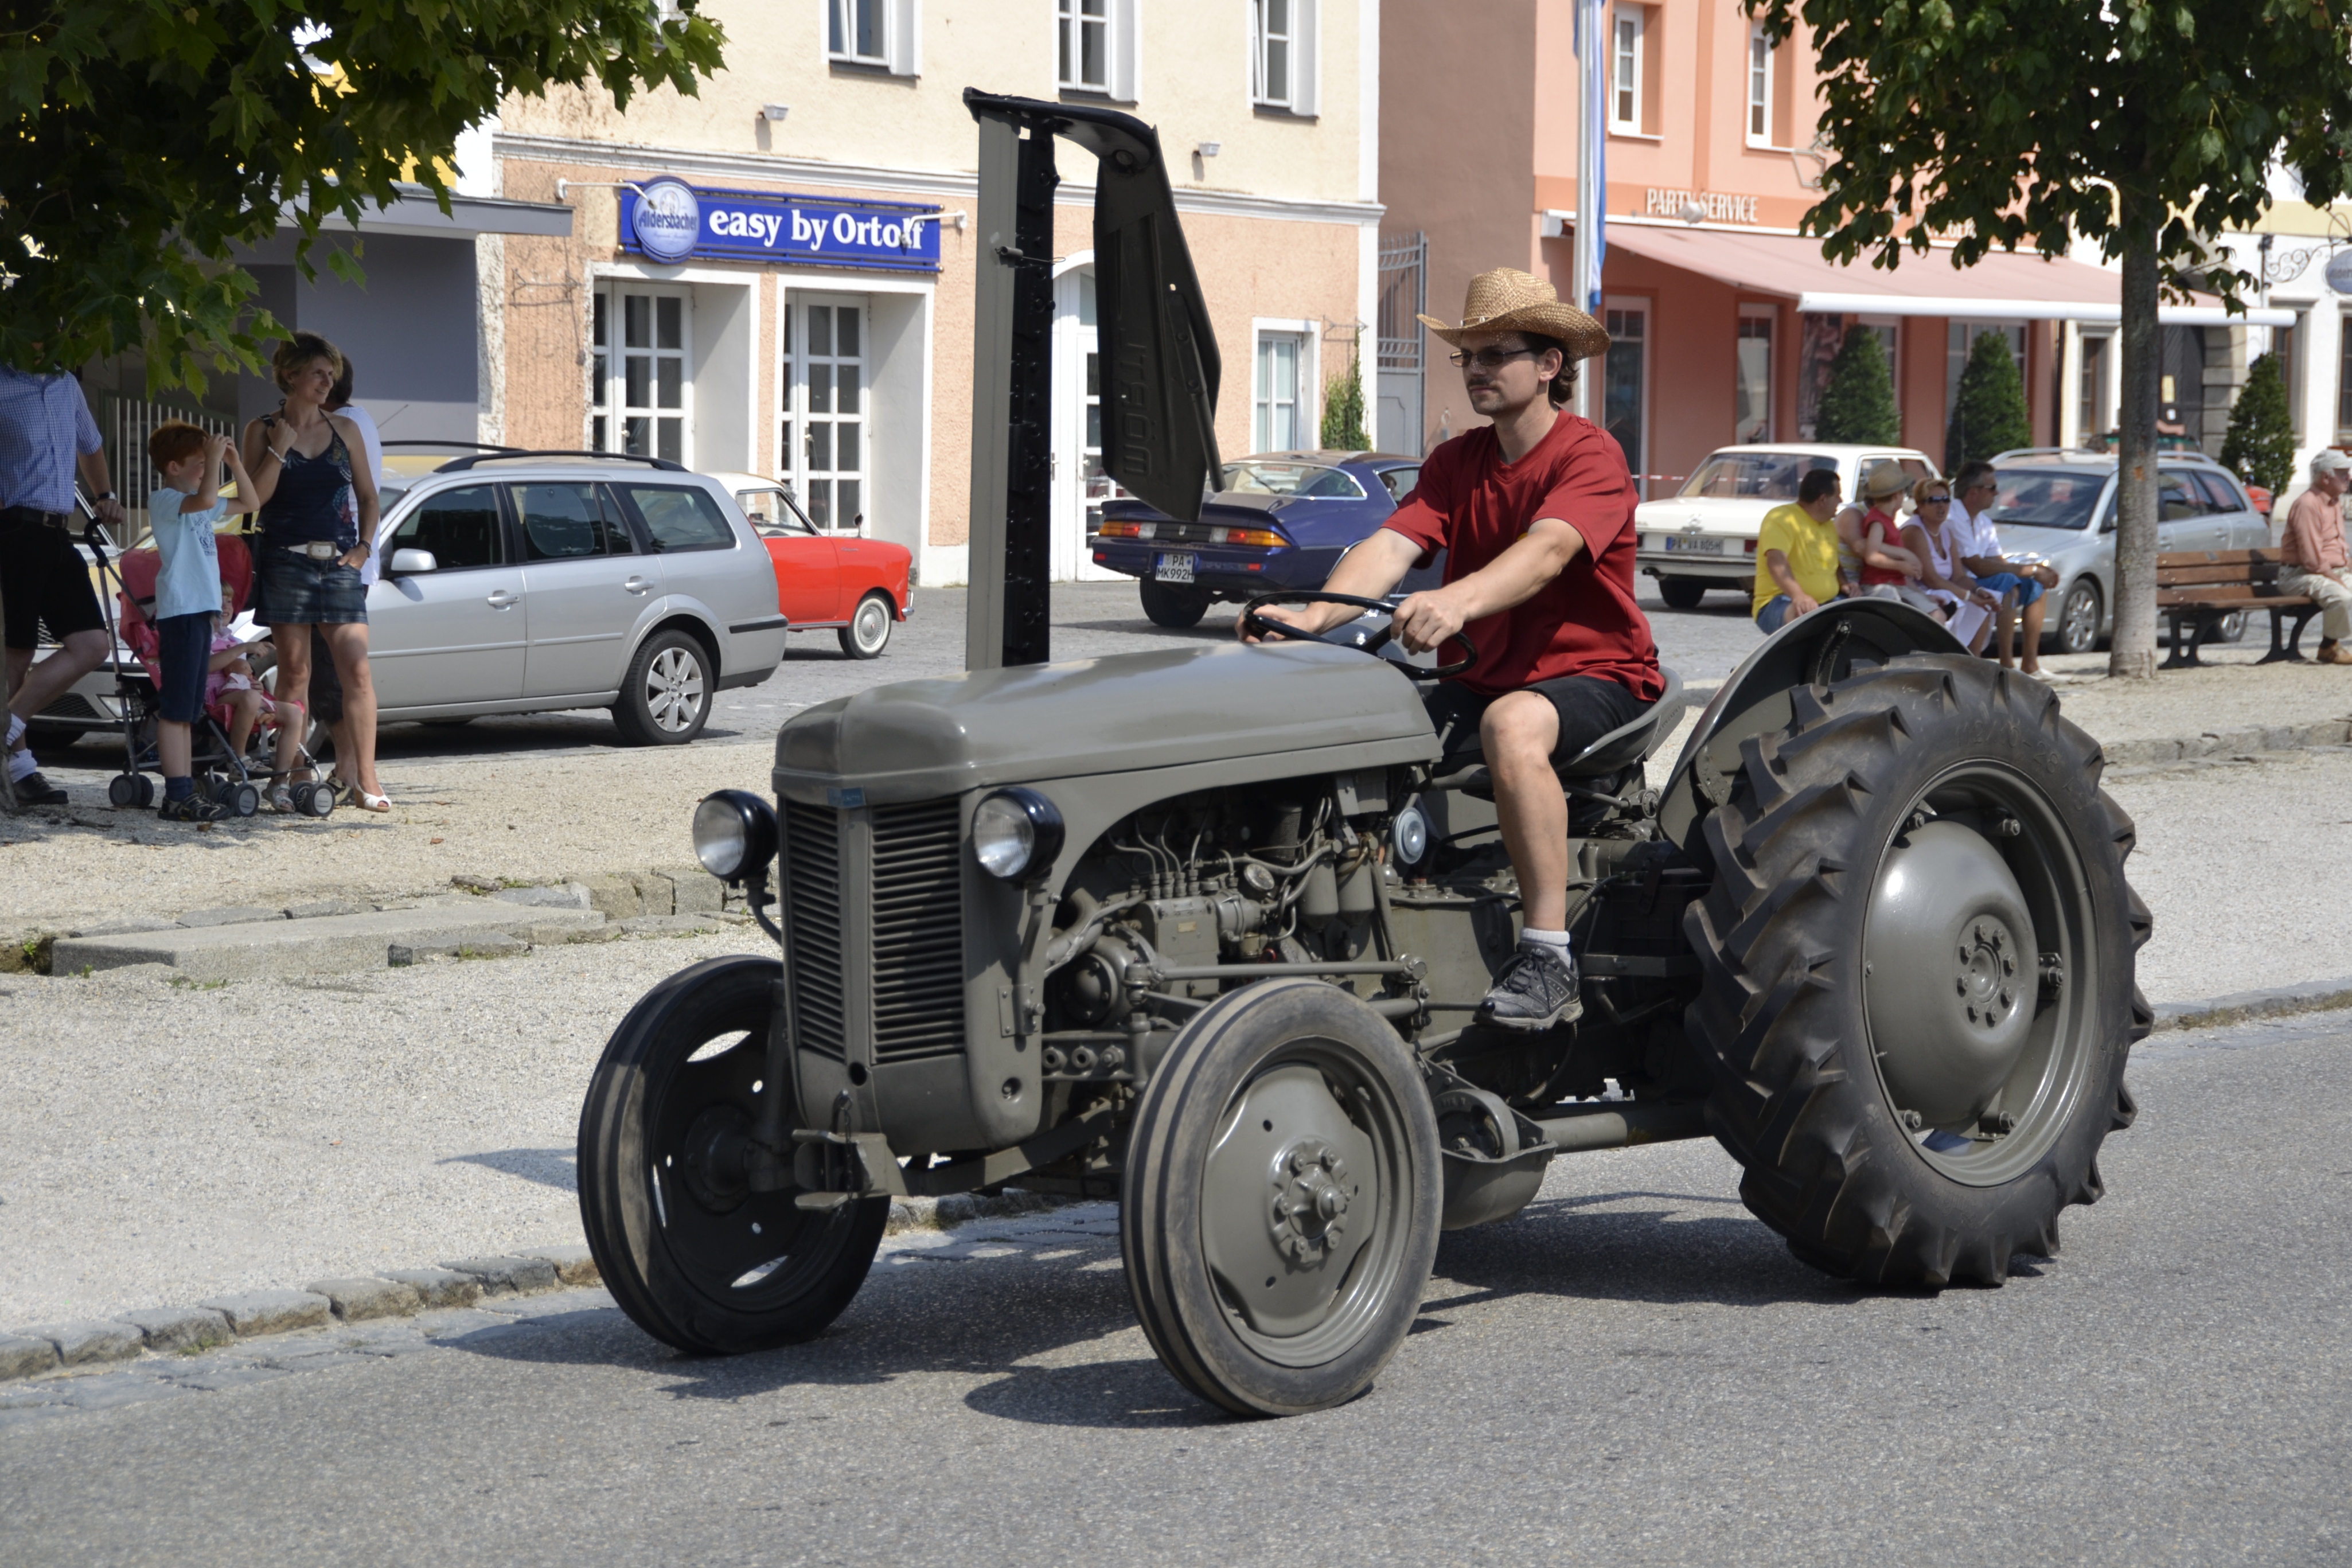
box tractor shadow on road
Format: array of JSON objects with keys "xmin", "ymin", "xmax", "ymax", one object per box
[
  {"xmin": 436, "ymin": 1228, "xmax": 1226, "ymax": 1426},
  {"xmin": 1427, "ymin": 1189, "xmax": 1873, "ymax": 1311}
]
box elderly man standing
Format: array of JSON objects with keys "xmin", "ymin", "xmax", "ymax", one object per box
[
  {"xmin": 0, "ymin": 364, "xmax": 127, "ymax": 805},
  {"xmin": 2280, "ymin": 450, "xmax": 2352, "ymax": 666}
]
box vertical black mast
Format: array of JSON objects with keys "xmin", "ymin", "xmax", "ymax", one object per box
[{"xmin": 961, "ymin": 90, "xmax": 1223, "ymax": 673}]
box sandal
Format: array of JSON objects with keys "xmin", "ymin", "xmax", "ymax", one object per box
[
  {"xmin": 266, "ymin": 785, "xmax": 295, "ymax": 813},
  {"xmin": 357, "ymin": 789, "xmax": 392, "ymax": 813}
]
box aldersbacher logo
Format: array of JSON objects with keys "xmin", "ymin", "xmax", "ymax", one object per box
[{"xmin": 632, "ymin": 178, "xmax": 701, "ymax": 264}]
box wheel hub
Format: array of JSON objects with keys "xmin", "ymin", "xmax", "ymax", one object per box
[
  {"xmin": 678, "ymin": 1104, "xmax": 755, "ymax": 1212},
  {"xmin": 1269, "ymin": 1138, "xmax": 1351, "ymax": 1259},
  {"xmin": 1199, "ymin": 1062, "xmax": 1380, "ymax": 1340},
  {"xmin": 1864, "ymin": 819, "xmax": 2038, "ymax": 1129}
]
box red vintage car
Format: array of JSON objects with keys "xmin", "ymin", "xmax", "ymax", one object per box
[{"xmin": 717, "ymin": 473, "xmax": 912, "ymax": 660}]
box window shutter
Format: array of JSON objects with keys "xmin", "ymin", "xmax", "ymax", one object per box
[
  {"xmin": 1110, "ymin": 0, "xmax": 1139, "ymax": 101},
  {"xmin": 1289, "ymin": 0, "xmax": 1319, "ymax": 116},
  {"xmin": 887, "ymin": 0, "xmax": 920, "ymax": 75}
]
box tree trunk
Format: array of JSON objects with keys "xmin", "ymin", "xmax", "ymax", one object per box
[{"xmin": 2110, "ymin": 208, "xmax": 2162, "ymax": 680}]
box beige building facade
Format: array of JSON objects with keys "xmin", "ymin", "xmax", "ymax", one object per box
[{"xmin": 483, "ymin": 0, "xmax": 1384, "ymax": 586}]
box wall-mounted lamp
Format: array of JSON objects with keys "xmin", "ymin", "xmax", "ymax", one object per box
[
  {"xmin": 1196, "ymin": 141, "xmax": 1222, "ymax": 158},
  {"xmin": 1678, "ymin": 200, "xmax": 1706, "ymax": 225},
  {"xmin": 760, "ymin": 103, "xmax": 791, "ymax": 122},
  {"xmin": 555, "ymin": 179, "xmax": 648, "ymax": 201}
]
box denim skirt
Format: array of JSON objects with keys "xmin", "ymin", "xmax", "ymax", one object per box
[{"xmin": 256, "ymin": 549, "xmax": 367, "ymax": 626}]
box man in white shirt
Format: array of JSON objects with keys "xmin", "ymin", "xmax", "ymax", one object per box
[{"xmin": 1949, "ymin": 461, "xmax": 2058, "ymax": 673}]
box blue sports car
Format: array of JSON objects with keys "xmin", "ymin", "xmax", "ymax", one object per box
[{"xmin": 1089, "ymin": 450, "xmax": 1442, "ymax": 627}]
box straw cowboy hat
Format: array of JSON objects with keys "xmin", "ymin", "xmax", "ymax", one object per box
[
  {"xmin": 1859, "ymin": 461, "xmax": 1914, "ymax": 502},
  {"xmin": 1418, "ymin": 267, "xmax": 1611, "ymax": 363}
]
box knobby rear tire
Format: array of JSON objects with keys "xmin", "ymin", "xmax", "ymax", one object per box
[{"xmin": 1682, "ymin": 656, "xmax": 2149, "ymax": 1287}]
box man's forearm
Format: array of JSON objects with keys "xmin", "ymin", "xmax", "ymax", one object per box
[
  {"xmin": 1434, "ymin": 518, "xmax": 1582, "ymax": 622},
  {"xmin": 1765, "ymin": 548, "xmax": 1800, "ymax": 597},
  {"xmin": 1304, "ymin": 531, "xmax": 1421, "ymax": 629}
]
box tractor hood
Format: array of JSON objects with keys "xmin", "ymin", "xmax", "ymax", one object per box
[{"xmin": 773, "ymin": 641, "xmax": 1442, "ymax": 805}]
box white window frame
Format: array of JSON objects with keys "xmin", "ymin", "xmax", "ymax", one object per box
[
  {"xmin": 1735, "ymin": 302, "xmax": 1776, "ymax": 445},
  {"xmin": 1251, "ymin": 0, "xmax": 1318, "ymax": 116},
  {"xmin": 1746, "ymin": 26, "xmax": 1774, "ymax": 147},
  {"xmin": 826, "ymin": 0, "xmax": 919, "ymax": 76},
  {"xmin": 1251, "ymin": 318, "xmax": 1320, "ymax": 454},
  {"xmin": 594, "ymin": 282, "xmax": 695, "ymax": 469},
  {"xmin": 1058, "ymin": 0, "xmax": 1138, "ymax": 100},
  {"xmin": 1610, "ymin": 8, "xmax": 1644, "ymax": 133},
  {"xmin": 777, "ymin": 291, "xmax": 872, "ymax": 532}
]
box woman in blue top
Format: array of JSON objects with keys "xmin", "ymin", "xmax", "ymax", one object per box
[{"xmin": 239, "ymin": 333, "xmax": 388, "ymax": 810}]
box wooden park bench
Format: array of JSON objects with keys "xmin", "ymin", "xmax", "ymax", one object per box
[{"xmin": 2157, "ymin": 548, "xmax": 2322, "ymax": 670}]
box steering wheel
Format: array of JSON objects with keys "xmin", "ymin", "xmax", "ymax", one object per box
[{"xmin": 1241, "ymin": 591, "xmax": 1476, "ymax": 681}]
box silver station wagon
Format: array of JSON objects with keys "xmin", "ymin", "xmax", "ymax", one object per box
[{"xmin": 364, "ymin": 452, "xmax": 787, "ymax": 744}]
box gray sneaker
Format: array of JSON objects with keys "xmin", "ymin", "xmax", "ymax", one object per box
[{"xmin": 1477, "ymin": 940, "xmax": 1584, "ymax": 1031}]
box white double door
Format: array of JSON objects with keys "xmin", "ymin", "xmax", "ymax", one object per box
[{"xmin": 1050, "ymin": 268, "xmax": 1126, "ymax": 582}]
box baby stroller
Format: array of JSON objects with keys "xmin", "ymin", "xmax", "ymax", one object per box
[{"xmin": 93, "ymin": 526, "xmax": 335, "ymax": 818}]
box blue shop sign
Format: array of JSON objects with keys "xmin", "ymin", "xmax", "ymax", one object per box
[{"xmin": 621, "ymin": 177, "xmax": 941, "ymax": 274}]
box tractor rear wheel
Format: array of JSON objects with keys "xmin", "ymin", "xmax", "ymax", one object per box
[
  {"xmin": 1682, "ymin": 655, "xmax": 2148, "ymax": 1286},
  {"xmin": 1121, "ymin": 978, "xmax": 1441, "ymax": 1417}
]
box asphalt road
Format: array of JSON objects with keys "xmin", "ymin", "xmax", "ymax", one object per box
[
  {"xmin": 7, "ymin": 1011, "xmax": 2346, "ymax": 1566},
  {"xmin": 36, "ymin": 577, "xmax": 1773, "ymax": 775}
]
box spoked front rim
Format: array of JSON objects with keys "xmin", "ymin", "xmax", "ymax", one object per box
[
  {"xmin": 646, "ymin": 648, "xmax": 707, "ymax": 734},
  {"xmin": 1860, "ymin": 762, "xmax": 2103, "ymax": 1187},
  {"xmin": 644, "ymin": 1025, "xmax": 855, "ymax": 1309},
  {"xmin": 1196, "ymin": 1039, "xmax": 1415, "ymax": 1368}
]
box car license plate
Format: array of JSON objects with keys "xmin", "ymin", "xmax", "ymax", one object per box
[
  {"xmin": 1661, "ymin": 535, "xmax": 1726, "ymax": 555},
  {"xmin": 1154, "ymin": 552, "xmax": 1195, "ymax": 583}
]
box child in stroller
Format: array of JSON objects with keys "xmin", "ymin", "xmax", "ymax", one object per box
[
  {"xmin": 106, "ymin": 543, "xmax": 334, "ymax": 818},
  {"xmin": 99, "ymin": 429, "xmax": 337, "ymax": 819}
]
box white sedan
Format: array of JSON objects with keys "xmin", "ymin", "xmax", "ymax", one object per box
[{"xmin": 1637, "ymin": 443, "xmax": 1938, "ymax": 610}]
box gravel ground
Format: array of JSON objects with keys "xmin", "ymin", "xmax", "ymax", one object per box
[
  {"xmin": 0, "ymin": 929, "xmax": 755, "ymax": 1325},
  {"xmin": 2103, "ymin": 746, "xmax": 2352, "ymax": 1003}
]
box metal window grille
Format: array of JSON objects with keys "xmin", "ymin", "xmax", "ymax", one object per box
[
  {"xmin": 101, "ymin": 396, "xmax": 237, "ymax": 544},
  {"xmin": 1376, "ymin": 233, "xmax": 1426, "ymax": 375}
]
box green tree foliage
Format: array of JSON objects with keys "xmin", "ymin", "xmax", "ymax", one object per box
[
  {"xmin": 1945, "ymin": 331, "xmax": 2033, "ymax": 470},
  {"xmin": 1321, "ymin": 345, "xmax": 1368, "ymax": 450},
  {"xmin": 2, "ymin": 2, "xmax": 726, "ymax": 389},
  {"xmin": 2219, "ymin": 351, "xmax": 2295, "ymax": 497},
  {"xmin": 1742, "ymin": 0, "xmax": 2352, "ymax": 678},
  {"xmin": 1815, "ymin": 324, "xmax": 1901, "ymax": 444}
]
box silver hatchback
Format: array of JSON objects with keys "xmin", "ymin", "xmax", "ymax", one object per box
[{"xmin": 366, "ymin": 453, "xmax": 786, "ymax": 744}]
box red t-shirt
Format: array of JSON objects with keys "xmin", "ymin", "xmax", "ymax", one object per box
[{"xmin": 1379, "ymin": 413, "xmax": 1663, "ymax": 700}]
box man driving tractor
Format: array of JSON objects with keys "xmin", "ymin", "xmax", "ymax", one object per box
[{"xmin": 1244, "ymin": 267, "xmax": 1662, "ymax": 1031}]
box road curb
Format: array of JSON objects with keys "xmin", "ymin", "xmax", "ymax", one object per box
[
  {"xmin": 2101, "ymin": 719, "xmax": 2352, "ymax": 777},
  {"xmin": 0, "ymin": 1195, "xmax": 1079, "ymax": 1386},
  {"xmin": 5, "ymin": 867, "xmax": 758, "ymax": 978},
  {"xmin": 2150, "ymin": 978, "xmax": 2352, "ymax": 1033}
]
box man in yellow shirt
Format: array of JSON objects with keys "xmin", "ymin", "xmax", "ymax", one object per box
[{"xmin": 1752, "ymin": 467, "xmax": 1844, "ymax": 633}]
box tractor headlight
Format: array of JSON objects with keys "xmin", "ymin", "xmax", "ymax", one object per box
[
  {"xmin": 972, "ymin": 787, "xmax": 1064, "ymax": 881},
  {"xmin": 1393, "ymin": 803, "xmax": 1429, "ymax": 867},
  {"xmin": 693, "ymin": 789, "xmax": 777, "ymax": 883}
]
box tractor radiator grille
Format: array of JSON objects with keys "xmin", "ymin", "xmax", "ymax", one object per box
[
  {"xmin": 869, "ymin": 800, "xmax": 967, "ymax": 1063},
  {"xmin": 783, "ymin": 800, "xmax": 847, "ymax": 1060}
]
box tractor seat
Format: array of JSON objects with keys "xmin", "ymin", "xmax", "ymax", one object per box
[{"xmin": 1429, "ymin": 668, "xmax": 1687, "ymax": 795}]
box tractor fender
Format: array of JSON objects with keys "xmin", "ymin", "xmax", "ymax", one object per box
[{"xmin": 1657, "ymin": 598, "xmax": 1960, "ymax": 852}]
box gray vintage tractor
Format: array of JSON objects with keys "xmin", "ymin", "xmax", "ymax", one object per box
[{"xmin": 575, "ymin": 95, "xmax": 2147, "ymax": 1418}]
